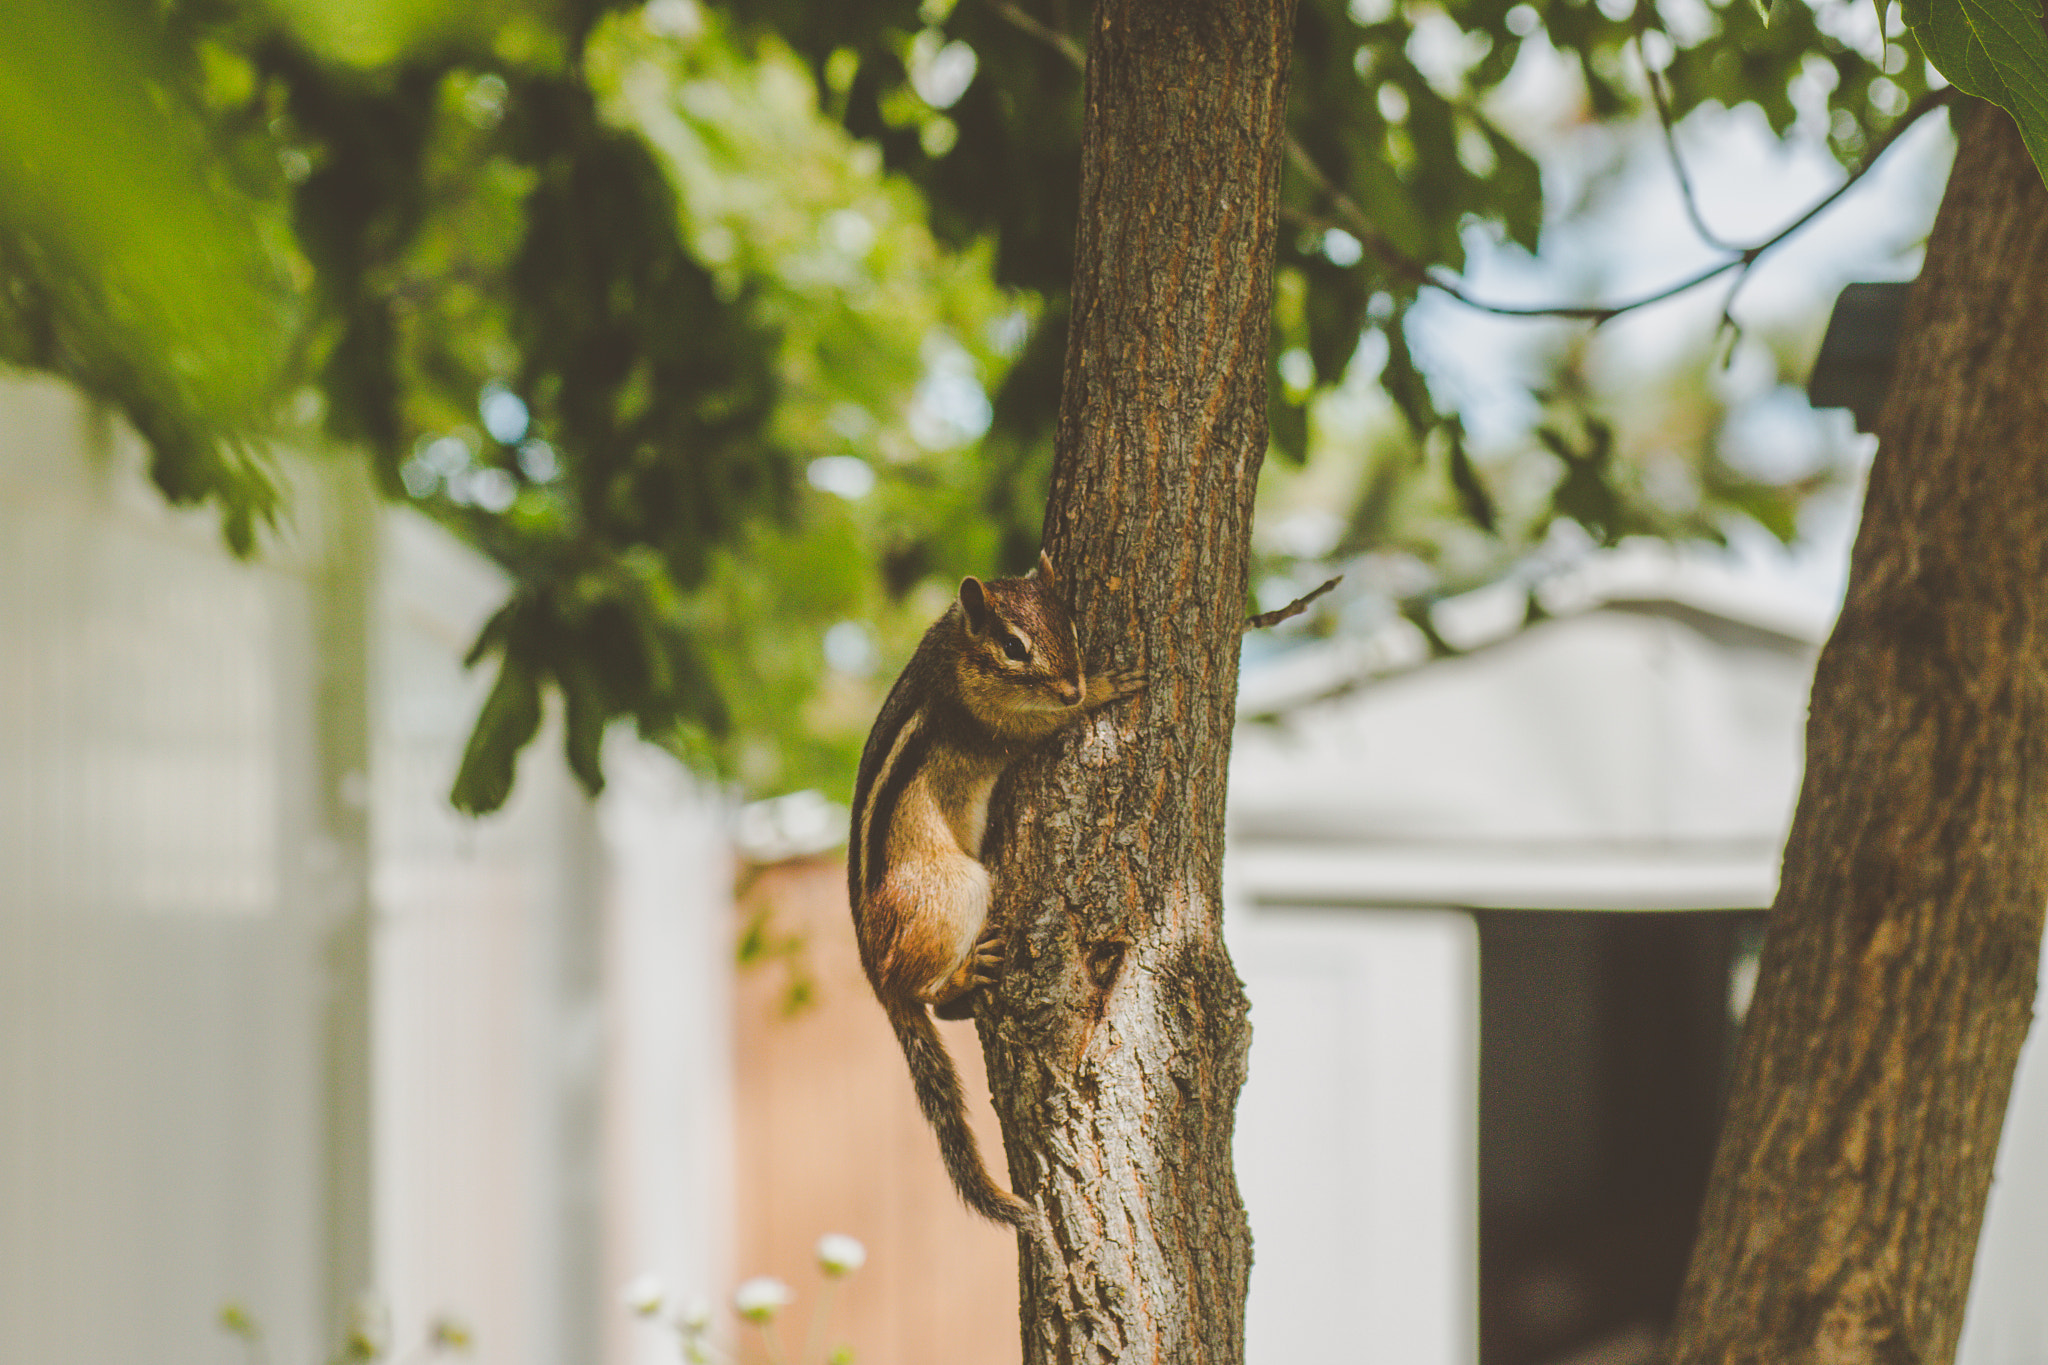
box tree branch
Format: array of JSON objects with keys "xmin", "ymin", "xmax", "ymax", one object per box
[
  {"xmin": 1381, "ymin": 85, "xmax": 1957, "ymax": 325},
  {"xmin": 978, "ymin": 0, "xmax": 1956, "ymax": 327}
]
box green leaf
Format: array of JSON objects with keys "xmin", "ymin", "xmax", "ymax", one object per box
[
  {"xmin": 558, "ymin": 656, "xmax": 610, "ymax": 798},
  {"xmin": 1268, "ymin": 337, "xmax": 1310, "ymax": 465},
  {"xmin": 1348, "ymin": 148, "xmax": 1431, "ymax": 261},
  {"xmin": 1906, "ymin": 0, "xmax": 2048, "ymax": 187},
  {"xmin": 1444, "ymin": 423, "xmax": 1497, "ymax": 534},
  {"xmin": 1484, "ymin": 126, "xmax": 1545, "ymax": 254},
  {"xmin": 1541, "ymin": 421, "xmax": 1624, "ymax": 546},
  {"xmin": 451, "ymin": 656, "xmax": 543, "ymax": 815},
  {"xmin": 464, "ymin": 599, "xmax": 519, "ymax": 668},
  {"xmin": 1270, "ymin": 392, "xmax": 1311, "ymax": 465},
  {"xmin": 1302, "ymin": 261, "xmax": 1370, "ymax": 383},
  {"xmin": 1380, "ymin": 313, "xmax": 1438, "ymax": 437}
]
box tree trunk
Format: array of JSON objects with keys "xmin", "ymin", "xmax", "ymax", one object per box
[
  {"xmin": 976, "ymin": 1, "xmax": 1296, "ymax": 1362},
  {"xmin": 1665, "ymin": 101, "xmax": 2048, "ymax": 1364}
]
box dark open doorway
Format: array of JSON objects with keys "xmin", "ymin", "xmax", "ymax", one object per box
[{"xmin": 1476, "ymin": 908, "xmax": 1766, "ymax": 1365}]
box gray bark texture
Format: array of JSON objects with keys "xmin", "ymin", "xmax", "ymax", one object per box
[
  {"xmin": 974, "ymin": 1, "xmax": 1297, "ymax": 1362},
  {"xmin": 1665, "ymin": 101, "xmax": 2048, "ymax": 1364}
]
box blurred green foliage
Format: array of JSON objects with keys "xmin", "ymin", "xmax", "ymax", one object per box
[
  {"xmin": 0, "ymin": 2, "xmax": 291, "ymax": 552},
  {"xmin": 1, "ymin": 0, "xmax": 1019, "ymax": 809},
  {"xmin": 0, "ymin": 0, "xmax": 1931, "ymax": 812}
]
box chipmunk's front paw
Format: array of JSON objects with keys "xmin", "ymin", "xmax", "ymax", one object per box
[
  {"xmin": 934, "ymin": 929, "xmax": 1005, "ymax": 1020},
  {"xmin": 1089, "ymin": 664, "xmax": 1145, "ymax": 708}
]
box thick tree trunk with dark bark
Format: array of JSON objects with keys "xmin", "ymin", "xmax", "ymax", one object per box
[
  {"xmin": 1666, "ymin": 101, "xmax": 2048, "ymax": 1364},
  {"xmin": 975, "ymin": 1, "xmax": 1296, "ymax": 1362}
]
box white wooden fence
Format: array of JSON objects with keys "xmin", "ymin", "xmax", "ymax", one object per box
[{"xmin": 0, "ymin": 375, "xmax": 730, "ymax": 1365}]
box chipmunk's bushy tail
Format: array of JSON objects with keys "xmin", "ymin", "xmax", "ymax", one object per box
[{"xmin": 886, "ymin": 1000, "xmax": 1034, "ymax": 1228}]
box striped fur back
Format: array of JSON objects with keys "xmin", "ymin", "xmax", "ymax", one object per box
[{"xmin": 847, "ymin": 611, "xmax": 951, "ymax": 915}]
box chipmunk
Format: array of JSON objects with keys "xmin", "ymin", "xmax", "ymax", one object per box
[{"xmin": 847, "ymin": 551, "xmax": 1142, "ymax": 1228}]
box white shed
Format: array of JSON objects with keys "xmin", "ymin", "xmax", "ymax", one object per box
[{"xmin": 1224, "ymin": 546, "xmax": 2048, "ymax": 1364}]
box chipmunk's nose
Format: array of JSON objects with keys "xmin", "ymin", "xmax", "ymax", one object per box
[{"xmin": 1056, "ymin": 677, "xmax": 1083, "ymax": 706}]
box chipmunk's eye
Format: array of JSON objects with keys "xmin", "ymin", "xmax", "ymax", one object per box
[{"xmin": 1000, "ymin": 635, "xmax": 1029, "ymax": 663}]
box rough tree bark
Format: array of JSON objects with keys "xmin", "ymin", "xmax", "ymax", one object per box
[
  {"xmin": 975, "ymin": 1, "xmax": 1297, "ymax": 1362},
  {"xmin": 1666, "ymin": 101, "xmax": 2048, "ymax": 1364}
]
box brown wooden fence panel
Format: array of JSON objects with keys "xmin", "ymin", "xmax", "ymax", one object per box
[{"xmin": 733, "ymin": 854, "xmax": 1019, "ymax": 1365}]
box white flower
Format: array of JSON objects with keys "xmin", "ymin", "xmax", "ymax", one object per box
[
  {"xmin": 733, "ymin": 1276, "xmax": 794, "ymax": 1323},
  {"xmin": 675, "ymin": 1296, "xmax": 713, "ymax": 1334},
  {"xmin": 621, "ymin": 1274, "xmax": 666, "ymax": 1318},
  {"xmin": 815, "ymin": 1233, "xmax": 867, "ymax": 1277}
]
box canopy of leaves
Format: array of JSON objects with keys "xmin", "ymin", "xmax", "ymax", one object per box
[
  {"xmin": 730, "ymin": 0, "xmax": 1943, "ymax": 680},
  {"xmin": 2, "ymin": 0, "xmax": 1024, "ymax": 809},
  {"xmin": 0, "ymin": 0, "xmax": 1943, "ymax": 811}
]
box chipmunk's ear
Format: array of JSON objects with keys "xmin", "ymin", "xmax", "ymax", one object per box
[
  {"xmin": 1036, "ymin": 549, "xmax": 1058, "ymax": 594},
  {"xmin": 959, "ymin": 577, "xmax": 990, "ymax": 634}
]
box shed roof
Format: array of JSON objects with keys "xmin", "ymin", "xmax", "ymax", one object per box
[{"xmin": 1228, "ymin": 547, "xmax": 1827, "ymax": 911}]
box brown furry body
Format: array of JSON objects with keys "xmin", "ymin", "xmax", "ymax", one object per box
[{"xmin": 847, "ymin": 554, "xmax": 1138, "ymax": 1227}]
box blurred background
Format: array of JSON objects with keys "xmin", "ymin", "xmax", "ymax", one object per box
[{"xmin": 4, "ymin": 0, "xmax": 2047, "ymax": 1362}]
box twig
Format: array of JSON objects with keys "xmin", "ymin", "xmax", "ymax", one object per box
[
  {"xmin": 1719, "ymin": 85, "xmax": 1955, "ymax": 264},
  {"xmin": 1714, "ymin": 266, "xmax": 1749, "ymax": 361},
  {"xmin": 1643, "ymin": 54, "xmax": 1742, "ymax": 253},
  {"xmin": 976, "ymin": 0, "xmax": 1956, "ymax": 327},
  {"xmin": 983, "ymin": 0, "xmax": 1086, "ymax": 67},
  {"xmin": 1282, "ymin": 140, "xmax": 1439, "ymax": 295},
  {"xmin": 1630, "ymin": 53, "xmax": 1744, "ymax": 254},
  {"xmin": 1379, "ymin": 85, "xmax": 1955, "ymax": 324},
  {"xmin": 1247, "ymin": 575, "xmax": 1343, "ymax": 631}
]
